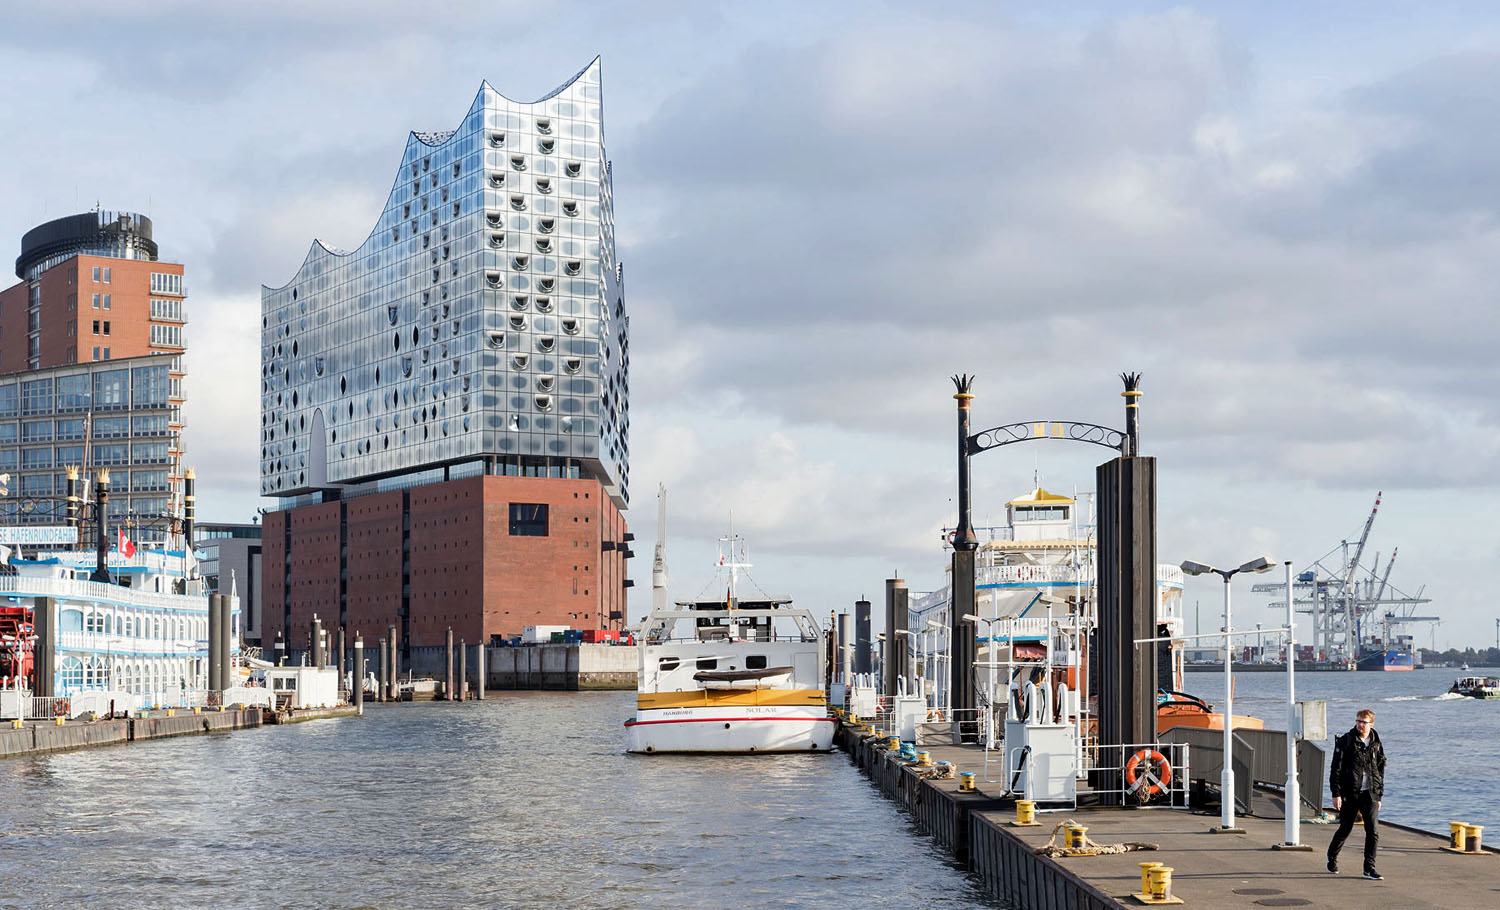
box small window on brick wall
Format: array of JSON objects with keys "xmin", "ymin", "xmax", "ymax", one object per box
[{"xmin": 508, "ymin": 502, "xmax": 549, "ymax": 536}]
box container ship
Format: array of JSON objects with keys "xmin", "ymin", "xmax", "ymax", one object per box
[{"xmin": 1356, "ymin": 637, "xmax": 1417, "ymax": 671}]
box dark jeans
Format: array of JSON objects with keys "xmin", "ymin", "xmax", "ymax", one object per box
[{"xmin": 1328, "ymin": 790, "xmax": 1380, "ymax": 871}]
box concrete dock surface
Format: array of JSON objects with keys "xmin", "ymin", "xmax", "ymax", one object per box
[{"xmin": 843, "ymin": 728, "xmax": 1499, "ymax": 908}]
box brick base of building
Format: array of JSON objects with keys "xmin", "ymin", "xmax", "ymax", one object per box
[{"xmin": 262, "ymin": 474, "xmax": 630, "ymax": 651}]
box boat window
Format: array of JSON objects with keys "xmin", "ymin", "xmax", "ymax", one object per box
[
  {"xmin": 696, "ymin": 658, "xmax": 718, "ymax": 670},
  {"xmin": 658, "ymin": 658, "xmax": 679, "ymax": 671},
  {"xmin": 746, "ymin": 655, "xmax": 767, "ymax": 669}
]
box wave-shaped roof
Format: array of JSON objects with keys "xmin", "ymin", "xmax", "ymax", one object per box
[{"xmin": 263, "ymin": 57, "xmax": 601, "ymax": 293}]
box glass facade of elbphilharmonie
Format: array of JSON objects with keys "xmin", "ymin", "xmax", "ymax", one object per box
[{"xmin": 260, "ymin": 58, "xmax": 629, "ymax": 509}]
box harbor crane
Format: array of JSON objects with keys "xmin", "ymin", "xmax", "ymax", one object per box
[{"xmin": 1252, "ymin": 492, "xmax": 1435, "ymax": 668}]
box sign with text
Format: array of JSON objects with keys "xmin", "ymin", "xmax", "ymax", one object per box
[{"xmin": 0, "ymin": 526, "xmax": 80, "ymax": 545}]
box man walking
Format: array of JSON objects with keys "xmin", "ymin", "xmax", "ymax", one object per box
[{"xmin": 1327, "ymin": 708, "xmax": 1386, "ymax": 880}]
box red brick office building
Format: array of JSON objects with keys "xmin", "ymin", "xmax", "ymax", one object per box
[{"xmin": 0, "ymin": 211, "xmax": 185, "ymax": 371}]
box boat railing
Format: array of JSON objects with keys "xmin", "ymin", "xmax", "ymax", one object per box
[
  {"xmin": 653, "ymin": 633, "xmax": 821, "ymax": 645},
  {"xmin": 0, "ymin": 574, "xmax": 205, "ymax": 613},
  {"xmin": 57, "ymin": 630, "xmax": 207, "ymax": 656},
  {"xmin": 976, "ymin": 564, "xmax": 1087, "ymax": 587}
]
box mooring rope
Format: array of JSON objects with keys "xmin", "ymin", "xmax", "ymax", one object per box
[{"xmin": 1034, "ymin": 819, "xmax": 1160, "ymax": 857}]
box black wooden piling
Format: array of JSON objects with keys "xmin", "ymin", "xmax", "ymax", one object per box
[
  {"xmin": 445, "ymin": 627, "xmax": 455, "ymax": 701},
  {"xmin": 336, "ymin": 626, "xmax": 347, "ymax": 696},
  {"xmin": 377, "ymin": 636, "xmax": 388, "ymax": 703},
  {"xmin": 387, "ymin": 624, "xmax": 399, "ymax": 701},
  {"xmin": 475, "ymin": 642, "xmax": 486, "ymax": 700},
  {"xmin": 311, "ymin": 615, "xmax": 325, "ymax": 668}
]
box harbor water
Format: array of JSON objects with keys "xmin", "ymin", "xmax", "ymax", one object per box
[
  {"xmin": 3, "ymin": 671, "xmax": 1495, "ymax": 908},
  {"xmin": 1186, "ymin": 665, "xmax": 1500, "ymax": 833},
  {"xmin": 0, "ymin": 691, "xmax": 992, "ymax": 910}
]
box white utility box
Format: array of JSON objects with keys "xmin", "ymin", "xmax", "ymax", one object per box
[
  {"xmin": 891, "ymin": 695, "xmax": 926, "ymax": 741},
  {"xmin": 849, "ymin": 684, "xmax": 878, "ymax": 721},
  {"xmin": 1004, "ymin": 720, "xmax": 1078, "ymax": 804}
]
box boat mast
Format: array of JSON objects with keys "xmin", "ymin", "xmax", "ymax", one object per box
[
  {"xmin": 719, "ymin": 518, "xmax": 750, "ymax": 607},
  {"xmin": 651, "ymin": 484, "xmax": 668, "ymax": 614}
]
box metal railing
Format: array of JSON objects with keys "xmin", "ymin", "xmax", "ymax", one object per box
[
  {"xmin": 1087, "ymin": 742, "xmax": 1191, "ymax": 808},
  {"xmin": 0, "ymin": 575, "xmax": 205, "ymax": 612},
  {"xmin": 30, "ymin": 696, "xmax": 71, "ymax": 718}
]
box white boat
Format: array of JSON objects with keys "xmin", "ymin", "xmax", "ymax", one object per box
[
  {"xmin": 625, "ymin": 512, "xmax": 832, "ymax": 754},
  {"xmin": 1449, "ymin": 675, "xmax": 1500, "ymax": 699}
]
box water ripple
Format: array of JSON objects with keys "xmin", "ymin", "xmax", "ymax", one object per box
[{"xmin": 0, "ymin": 691, "xmax": 996, "ymax": 909}]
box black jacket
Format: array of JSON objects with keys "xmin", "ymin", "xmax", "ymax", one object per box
[{"xmin": 1329, "ymin": 727, "xmax": 1385, "ymax": 802}]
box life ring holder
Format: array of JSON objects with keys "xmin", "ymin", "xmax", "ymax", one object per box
[{"xmin": 1124, "ymin": 748, "xmax": 1173, "ymax": 800}]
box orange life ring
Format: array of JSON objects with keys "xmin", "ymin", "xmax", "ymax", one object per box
[{"xmin": 1124, "ymin": 748, "xmax": 1173, "ymax": 798}]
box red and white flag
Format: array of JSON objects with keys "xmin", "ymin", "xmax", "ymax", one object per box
[{"xmin": 117, "ymin": 528, "xmax": 136, "ymax": 559}]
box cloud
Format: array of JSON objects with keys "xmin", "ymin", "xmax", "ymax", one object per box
[{"xmin": 0, "ymin": 3, "xmax": 1495, "ymax": 645}]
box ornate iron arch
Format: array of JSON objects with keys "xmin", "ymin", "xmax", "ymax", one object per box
[{"xmin": 967, "ymin": 419, "xmax": 1126, "ymax": 456}]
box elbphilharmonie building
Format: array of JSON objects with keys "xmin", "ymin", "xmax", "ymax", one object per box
[{"xmin": 260, "ymin": 60, "xmax": 632, "ymax": 657}]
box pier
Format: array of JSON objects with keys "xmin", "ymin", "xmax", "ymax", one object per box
[
  {"xmin": 839, "ymin": 725, "xmax": 1498, "ymax": 909},
  {"xmin": 0, "ymin": 704, "xmax": 359, "ymax": 759}
]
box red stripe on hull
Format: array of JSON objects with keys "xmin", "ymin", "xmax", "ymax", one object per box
[{"xmin": 623, "ymin": 716, "xmax": 837, "ymax": 728}]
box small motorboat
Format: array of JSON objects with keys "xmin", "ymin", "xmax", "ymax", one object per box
[
  {"xmin": 1156, "ymin": 688, "xmax": 1266, "ymax": 732},
  {"xmin": 1449, "ymin": 676, "xmax": 1500, "ymax": 699}
]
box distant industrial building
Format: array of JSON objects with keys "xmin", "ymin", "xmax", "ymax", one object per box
[
  {"xmin": 260, "ymin": 59, "xmax": 631, "ymax": 658},
  {"xmin": 198, "ymin": 522, "xmax": 263, "ymax": 646}
]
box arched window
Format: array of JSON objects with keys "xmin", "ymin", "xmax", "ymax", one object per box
[{"xmin": 59, "ymin": 657, "xmax": 84, "ymax": 694}]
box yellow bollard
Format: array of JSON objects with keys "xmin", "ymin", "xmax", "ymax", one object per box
[
  {"xmin": 53, "ymin": 716, "xmax": 64, "ymax": 726},
  {"xmin": 9, "ymin": 719, "xmax": 21, "ymax": 729},
  {"xmin": 1065, "ymin": 824, "xmax": 1088, "ymax": 851},
  {"xmin": 887, "ymin": 736, "xmax": 901, "ymax": 751},
  {"xmin": 917, "ymin": 751, "xmax": 932, "ymax": 766},
  {"xmin": 166, "ymin": 708, "xmax": 175, "ymax": 717},
  {"xmin": 193, "ymin": 707, "xmax": 202, "ymax": 715},
  {"xmin": 1466, "ymin": 824, "xmax": 1484, "ymax": 853},
  {"xmin": 1451, "ymin": 822, "xmax": 1469, "ymax": 852},
  {"xmin": 1139, "ymin": 861, "xmax": 1163, "ymax": 895},
  {"xmin": 959, "ymin": 771, "xmax": 976, "ymax": 792},
  {"xmin": 1014, "ymin": 799, "xmax": 1037, "ymax": 826},
  {"xmin": 1148, "ymin": 865, "xmax": 1173, "ymax": 901}
]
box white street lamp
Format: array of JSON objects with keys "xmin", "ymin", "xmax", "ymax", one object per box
[
  {"xmin": 964, "ymin": 613, "xmax": 1004, "ymax": 746},
  {"xmin": 1181, "ymin": 555, "xmax": 1274, "ymax": 833},
  {"xmin": 1274, "ymin": 559, "xmax": 1312, "ymax": 851},
  {"xmin": 894, "ymin": 629, "xmax": 916, "ymax": 696},
  {"xmin": 926, "ymin": 619, "xmax": 946, "ymax": 713}
]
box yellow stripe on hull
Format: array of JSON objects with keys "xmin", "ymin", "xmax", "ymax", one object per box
[{"xmin": 636, "ymin": 688, "xmax": 827, "ymax": 710}]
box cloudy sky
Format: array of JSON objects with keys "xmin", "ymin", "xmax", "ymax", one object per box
[{"xmin": 2, "ymin": 1, "xmax": 1497, "ymax": 648}]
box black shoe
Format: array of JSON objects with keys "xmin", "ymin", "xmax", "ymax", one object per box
[
  {"xmin": 1327, "ymin": 859, "xmax": 1339, "ymax": 874},
  {"xmin": 1362, "ymin": 870, "xmax": 1383, "ymax": 881}
]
